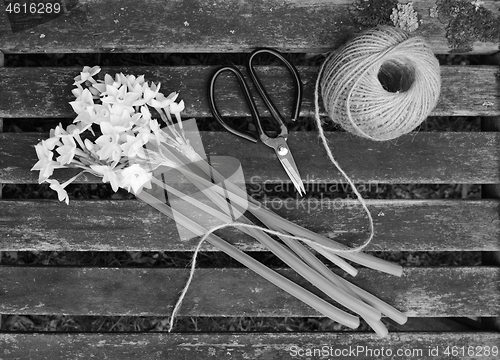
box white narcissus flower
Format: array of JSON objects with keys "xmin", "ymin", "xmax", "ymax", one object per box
[
  {"xmin": 56, "ymin": 136, "xmax": 77, "ymax": 165},
  {"xmin": 132, "ymin": 74, "xmax": 146, "ymax": 88},
  {"xmin": 95, "ymin": 122, "xmax": 122, "ymax": 162},
  {"xmin": 130, "ymin": 112, "xmax": 144, "ymax": 127},
  {"xmin": 71, "ymin": 84, "xmax": 84, "ymax": 99},
  {"xmin": 140, "ymin": 105, "xmax": 152, "ymax": 122},
  {"xmin": 45, "ymin": 179, "xmax": 70, "ymax": 205},
  {"xmin": 120, "ymin": 132, "xmax": 149, "ymax": 158},
  {"xmin": 128, "ymin": 82, "xmax": 144, "ymax": 95},
  {"xmin": 92, "ymin": 73, "xmax": 115, "ymax": 94},
  {"xmin": 149, "ymin": 91, "xmax": 178, "ymax": 109},
  {"xmin": 148, "ymin": 119, "xmax": 164, "ymax": 148},
  {"xmin": 44, "ymin": 135, "xmax": 62, "ymax": 150},
  {"xmin": 143, "ymin": 82, "xmax": 161, "ymax": 103},
  {"xmin": 31, "ymin": 142, "xmax": 65, "ymax": 183},
  {"xmin": 90, "ymin": 165, "xmax": 121, "ymax": 192},
  {"xmin": 169, "ymin": 100, "xmax": 185, "ymax": 123},
  {"xmin": 113, "ymin": 73, "xmax": 124, "ymax": 87},
  {"xmin": 119, "ymin": 164, "xmax": 152, "ymax": 194},
  {"xmin": 149, "ymin": 119, "xmax": 161, "ymax": 134},
  {"xmin": 102, "ymin": 84, "xmax": 142, "ymax": 108},
  {"xmin": 121, "ymin": 74, "xmax": 145, "ymax": 93},
  {"xmin": 95, "ymin": 104, "xmax": 111, "ymax": 118},
  {"xmin": 61, "ymin": 123, "xmax": 89, "ymax": 151},
  {"xmin": 69, "ymin": 88, "xmax": 95, "ymax": 114},
  {"xmin": 51, "ymin": 123, "xmax": 68, "ymax": 138},
  {"xmin": 73, "ymin": 65, "xmax": 101, "ymax": 86},
  {"xmin": 109, "ymin": 105, "xmax": 141, "ymax": 131},
  {"xmin": 169, "ymin": 100, "xmax": 184, "ymax": 114},
  {"xmin": 82, "ymin": 103, "xmax": 111, "ymax": 125},
  {"xmin": 73, "ymin": 110, "xmax": 94, "ymax": 128},
  {"xmin": 166, "ymin": 92, "xmax": 179, "ymax": 102},
  {"xmin": 109, "ymin": 105, "xmax": 130, "ymax": 128},
  {"xmin": 65, "ymin": 123, "xmax": 83, "ymax": 137}
]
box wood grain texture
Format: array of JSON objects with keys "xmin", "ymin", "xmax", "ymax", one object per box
[
  {"xmin": 0, "ymin": 66, "xmax": 499, "ymax": 118},
  {"xmin": 1, "ymin": 132, "xmax": 499, "ymax": 184},
  {"xmin": 0, "ymin": 199, "xmax": 498, "ymax": 251},
  {"xmin": 1, "ymin": 332, "xmax": 499, "ymax": 360},
  {"xmin": 0, "ymin": 0, "xmax": 497, "ymax": 347},
  {"xmin": 0, "ymin": 266, "xmax": 498, "ymax": 317},
  {"xmin": 0, "ymin": 0, "xmax": 499, "ymax": 54}
]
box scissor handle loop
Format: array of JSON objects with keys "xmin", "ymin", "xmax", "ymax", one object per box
[
  {"xmin": 247, "ymin": 48, "xmax": 303, "ymax": 126},
  {"xmin": 208, "ymin": 66, "xmax": 269, "ymax": 143}
]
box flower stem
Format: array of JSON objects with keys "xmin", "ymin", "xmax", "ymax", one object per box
[
  {"xmin": 240, "ymin": 223, "xmax": 382, "ymax": 322},
  {"xmin": 173, "ymin": 161, "xmax": 384, "ymax": 275},
  {"xmin": 154, "ymin": 170, "xmax": 382, "ymax": 323},
  {"xmin": 186, "ymin": 156, "xmax": 402, "ymax": 276},
  {"xmin": 154, "ymin": 144, "xmax": 401, "ymax": 276},
  {"xmin": 150, "ymin": 177, "xmax": 232, "ymax": 225},
  {"xmin": 333, "ymin": 273, "xmax": 408, "ymax": 325},
  {"xmin": 136, "ymin": 190, "xmax": 360, "ymax": 329}
]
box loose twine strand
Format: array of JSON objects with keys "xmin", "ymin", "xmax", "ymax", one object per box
[{"xmin": 167, "ymin": 26, "xmax": 441, "ymax": 331}]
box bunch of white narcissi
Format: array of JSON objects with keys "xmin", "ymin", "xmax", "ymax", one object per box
[
  {"xmin": 32, "ymin": 66, "xmax": 407, "ymax": 336},
  {"xmin": 31, "ymin": 65, "xmax": 196, "ymax": 202}
]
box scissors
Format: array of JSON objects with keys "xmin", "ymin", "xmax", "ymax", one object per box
[{"xmin": 208, "ymin": 48, "xmax": 306, "ymax": 196}]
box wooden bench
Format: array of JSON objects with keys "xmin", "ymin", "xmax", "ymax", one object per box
[{"xmin": 1, "ymin": 0, "xmax": 499, "ymax": 358}]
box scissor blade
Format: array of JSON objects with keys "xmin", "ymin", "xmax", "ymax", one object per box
[
  {"xmin": 279, "ymin": 156, "xmax": 306, "ymax": 196},
  {"xmin": 265, "ymin": 137, "xmax": 306, "ymax": 196}
]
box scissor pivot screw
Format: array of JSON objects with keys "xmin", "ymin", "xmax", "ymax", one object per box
[{"xmin": 277, "ymin": 146, "xmax": 288, "ymax": 156}]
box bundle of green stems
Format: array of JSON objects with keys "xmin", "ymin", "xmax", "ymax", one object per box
[{"xmin": 137, "ymin": 142, "xmax": 407, "ymax": 337}]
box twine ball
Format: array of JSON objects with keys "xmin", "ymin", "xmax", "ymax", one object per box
[{"xmin": 318, "ymin": 26, "xmax": 441, "ymax": 141}]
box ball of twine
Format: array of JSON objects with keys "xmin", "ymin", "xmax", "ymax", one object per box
[{"xmin": 316, "ymin": 26, "xmax": 441, "ymax": 141}]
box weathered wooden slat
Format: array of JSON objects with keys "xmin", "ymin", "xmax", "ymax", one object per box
[
  {"xmin": 481, "ymin": 116, "xmax": 500, "ymax": 332},
  {"xmin": 0, "ymin": 267, "xmax": 498, "ymax": 317},
  {"xmin": 0, "ymin": 0, "xmax": 498, "ymax": 54},
  {"xmin": 1, "ymin": 332, "xmax": 499, "ymax": 360},
  {"xmin": 0, "ymin": 66, "xmax": 499, "ymax": 118},
  {"xmin": 0, "ymin": 199, "xmax": 498, "ymax": 252},
  {"xmin": 1, "ymin": 132, "xmax": 499, "ymax": 184}
]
